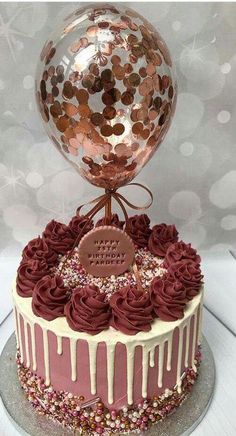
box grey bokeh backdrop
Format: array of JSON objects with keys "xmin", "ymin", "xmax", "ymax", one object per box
[{"xmin": 0, "ymin": 1, "xmax": 236, "ymax": 257}]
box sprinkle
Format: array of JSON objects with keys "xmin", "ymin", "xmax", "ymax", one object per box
[
  {"xmin": 16, "ymin": 348, "xmax": 201, "ymax": 434},
  {"xmin": 56, "ymin": 247, "xmax": 166, "ymax": 299}
]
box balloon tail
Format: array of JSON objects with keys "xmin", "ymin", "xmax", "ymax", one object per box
[{"xmin": 105, "ymin": 189, "xmax": 112, "ymax": 225}]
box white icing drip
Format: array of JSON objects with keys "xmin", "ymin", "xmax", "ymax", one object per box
[
  {"xmin": 57, "ymin": 336, "xmax": 62, "ymax": 355},
  {"xmin": 191, "ymin": 312, "xmax": 198, "ymax": 372},
  {"xmin": 158, "ymin": 342, "xmax": 164, "ymax": 388},
  {"xmin": 197, "ymin": 292, "xmax": 204, "ymax": 345},
  {"xmin": 184, "ymin": 321, "xmax": 191, "ymax": 368},
  {"xmin": 107, "ymin": 344, "xmax": 115, "ymax": 404},
  {"xmin": 14, "ymin": 308, "xmax": 19, "ymax": 348},
  {"xmin": 70, "ymin": 338, "xmax": 77, "ymax": 382},
  {"xmin": 89, "ymin": 342, "xmax": 98, "ymax": 395},
  {"xmin": 149, "ymin": 348, "xmax": 155, "ymax": 367},
  {"xmin": 126, "ymin": 343, "xmax": 135, "ymax": 405},
  {"xmin": 42, "ymin": 329, "xmax": 50, "ymax": 385},
  {"xmin": 16, "ymin": 311, "xmax": 24, "ymax": 364},
  {"xmin": 176, "ymin": 325, "xmax": 184, "ymax": 393},
  {"xmin": 30, "ymin": 323, "xmax": 37, "ymax": 371},
  {"xmin": 167, "ymin": 332, "xmax": 173, "ymax": 371},
  {"xmin": 142, "ymin": 346, "xmax": 149, "ymax": 398},
  {"xmin": 23, "ymin": 319, "xmax": 30, "ymax": 367}
]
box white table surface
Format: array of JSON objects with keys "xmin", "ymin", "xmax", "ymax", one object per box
[{"xmin": 1, "ymin": 253, "xmax": 236, "ymax": 436}]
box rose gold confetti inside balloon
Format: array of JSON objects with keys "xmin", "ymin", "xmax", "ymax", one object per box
[{"xmin": 35, "ymin": 4, "xmax": 177, "ymax": 190}]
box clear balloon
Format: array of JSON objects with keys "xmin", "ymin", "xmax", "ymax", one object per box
[{"xmin": 35, "ymin": 4, "xmax": 177, "ymax": 189}]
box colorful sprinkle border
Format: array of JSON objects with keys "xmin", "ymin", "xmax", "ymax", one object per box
[{"xmin": 16, "ymin": 348, "xmax": 201, "ymax": 435}]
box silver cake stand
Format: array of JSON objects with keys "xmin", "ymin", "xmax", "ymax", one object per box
[{"xmin": 0, "ymin": 334, "xmax": 215, "ymax": 436}]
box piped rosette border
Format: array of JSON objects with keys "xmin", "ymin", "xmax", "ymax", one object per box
[{"xmin": 16, "ymin": 213, "xmax": 203, "ymax": 336}]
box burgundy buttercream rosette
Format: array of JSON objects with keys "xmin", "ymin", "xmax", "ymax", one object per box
[
  {"xmin": 110, "ymin": 286, "xmax": 153, "ymax": 335},
  {"xmin": 168, "ymin": 260, "xmax": 203, "ymax": 300},
  {"xmin": 148, "ymin": 223, "xmax": 179, "ymax": 257},
  {"xmin": 43, "ymin": 219, "xmax": 75, "ymax": 255},
  {"xmin": 32, "ymin": 275, "xmax": 70, "ymax": 321},
  {"xmin": 16, "ymin": 259, "xmax": 50, "ymax": 298},
  {"xmin": 150, "ymin": 275, "xmax": 187, "ymax": 321},
  {"xmin": 22, "ymin": 236, "xmax": 58, "ymax": 267},
  {"xmin": 163, "ymin": 241, "xmax": 201, "ymax": 268},
  {"xmin": 96, "ymin": 213, "xmax": 124, "ymax": 229},
  {"xmin": 125, "ymin": 214, "xmax": 151, "ymax": 248},
  {"xmin": 65, "ymin": 285, "xmax": 110, "ymax": 335},
  {"xmin": 68, "ymin": 215, "xmax": 93, "ymax": 239},
  {"xmin": 17, "ymin": 210, "xmax": 203, "ymax": 334}
]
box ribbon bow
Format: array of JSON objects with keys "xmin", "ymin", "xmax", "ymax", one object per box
[
  {"xmin": 60, "ymin": 183, "xmax": 153, "ymax": 276},
  {"xmin": 77, "ymin": 182, "xmax": 153, "ymax": 226}
]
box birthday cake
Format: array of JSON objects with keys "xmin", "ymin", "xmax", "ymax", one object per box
[
  {"xmin": 13, "ymin": 213, "xmax": 203, "ymax": 435},
  {"xmin": 12, "ymin": 3, "xmax": 205, "ymax": 435}
]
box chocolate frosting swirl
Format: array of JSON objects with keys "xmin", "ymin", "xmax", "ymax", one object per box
[
  {"xmin": 16, "ymin": 259, "xmax": 50, "ymax": 298},
  {"xmin": 65, "ymin": 285, "xmax": 110, "ymax": 335},
  {"xmin": 168, "ymin": 260, "xmax": 203, "ymax": 300},
  {"xmin": 96, "ymin": 214, "xmax": 124, "ymax": 229},
  {"xmin": 150, "ymin": 275, "xmax": 187, "ymax": 321},
  {"xmin": 164, "ymin": 241, "xmax": 201, "ymax": 268},
  {"xmin": 125, "ymin": 214, "xmax": 151, "ymax": 248},
  {"xmin": 110, "ymin": 286, "xmax": 153, "ymax": 335},
  {"xmin": 32, "ymin": 275, "xmax": 69, "ymax": 321},
  {"xmin": 148, "ymin": 223, "xmax": 179, "ymax": 257},
  {"xmin": 68, "ymin": 214, "xmax": 93, "ymax": 239},
  {"xmin": 43, "ymin": 219, "xmax": 75, "ymax": 255},
  {"xmin": 22, "ymin": 236, "xmax": 58, "ymax": 267}
]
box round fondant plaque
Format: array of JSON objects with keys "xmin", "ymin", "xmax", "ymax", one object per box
[{"xmin": 78, "ymin": 226, "xmax": 135, "ymax": 277}]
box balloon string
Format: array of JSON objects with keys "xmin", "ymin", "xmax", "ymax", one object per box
[
  {"xmin": 59, "ymin": 183, "xmax": 153, "ymax": 276},
  {"xmin": 77, "ymin": 182, "xmax": 153, "ymax": 225}
]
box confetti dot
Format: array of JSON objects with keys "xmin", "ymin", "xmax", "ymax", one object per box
[
  {"xmin": 169, "ymin": 191, "xmax": 202, "ymax": 220},
  {"xmin": 172, "ymin": 21, "xmax": 181, "ymax": 31},
  {"xmin": 0, "ymin": 79, "xmax": 5, "ymax": 90},
  {"xmin": 221, "ymin": 215, "xmax": 236, "ymax": 230},
  {"xmin": 209, "ymin": 171, "xmax": 236, "ymax": 208},
  {"xmin": 16, "ymin": 40, "xmax": 24, "ymax": 51},
  {"xmin": 220, "ymin": 62, "xmax": 231, "ymax": 74},
  {"xmin": 3, "ymin": 204, "xmax": 37, "ymax": 229},
  {"xmin": 217, "ymin": 110, "xmax": 231, "ymax": 124},
  {"xmin": 26, "ymin": 171, "xmax": 43, "ymax": 188},
  {"xmin": 172, "ymin": 93, "xmax": 204, "ymax": 138},
  {"xmin": 179, "ymin": 142, "xmax": 194, "ymax": 156},
  {"xmin": 3, "ymin": 111, "xmax": 14, "ymax": 117},
  {"xmin": 23, "ymin": 75, "xmax": 34, "ymax": 90},
  {"xmin": 179, "ymin": 222, "xmax": 206, "ymax": 248},
  {"xmin": 209, "ymin": 243, "xmax": 233, "ymax": 252}
]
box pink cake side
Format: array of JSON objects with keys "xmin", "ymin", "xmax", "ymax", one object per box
[{"xmin": 14, "ymin": 285, "xmax": 202, "ymax": 413}]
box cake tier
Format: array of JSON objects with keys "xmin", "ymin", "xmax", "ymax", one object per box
[{"xmin": 13, "ymin": 283, "xmax": 203, "ymax": 411}]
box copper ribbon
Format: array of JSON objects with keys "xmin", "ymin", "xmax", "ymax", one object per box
[{"xmin": 59, "ymin": 183, "xmax": 153, "ymax": 285}]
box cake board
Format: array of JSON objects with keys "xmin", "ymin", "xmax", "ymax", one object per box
[{"xmin": 0, "ymin": 334, "xmax": 215, "ymax": 436}]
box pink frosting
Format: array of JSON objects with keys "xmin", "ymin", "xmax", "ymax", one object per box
[
  {"xmin": 125, "ymin": 214, "xmax": 151, "ymax": 248},
  {"xmin": 110, "ymin": 286, "xmax": 153, "ymax": 335},
  {"xmin": 96, "ymin": 214, "xmax": 124, "ymax": 229},
  {"xmin": 168, "ymin": 260, "xmax": 203, "ymax": 300},
  {"xmin": 43, "ymin": 220, "xmax": 75, "ymax": 254},
  {"xmin": 68, "ymin": 215, "xmax": 93, "ymax": 239},
  {"xmin": 163, "ymin": 241, "xmax": 201, "ymax": 268},
  {"xmin": 22, "ymin": 236, "xmax": 58, "ymax": 267},
  {"xmin": 150, "ymin": 275, "xmax": 187, "ymax": 321},
  {"xmin": 64, "ymin": 285, "xmax": 110, "ymax": 335},
  {"xmin": 16, "ymin": 259, "xmax": 50, "ymax": 298},
  {"xmin": 32, "ymin": 275, "xmax": 70, "ymax": 321},
  {"xmin": 148, "ymin": 223, "xmax": 179, "ymax": 257}
]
